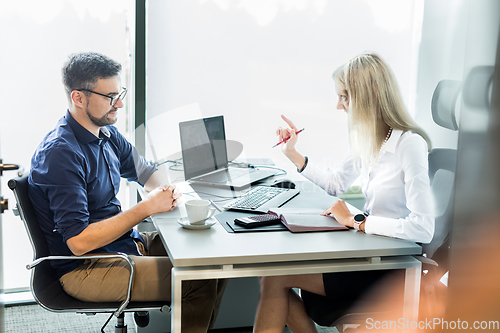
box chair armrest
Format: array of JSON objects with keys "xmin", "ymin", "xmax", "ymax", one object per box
[
  {"xmin": 414, "ymin": 255, "xmax": 439, "ymax": 267},
  {"xmin": 27, "ymin": 252, "xmax": 135, "ymax": 317}
]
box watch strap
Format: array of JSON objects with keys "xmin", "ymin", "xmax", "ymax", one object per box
[{"xmin": 353, "ymin": 214, "xmax": 366, "ymax": 231}]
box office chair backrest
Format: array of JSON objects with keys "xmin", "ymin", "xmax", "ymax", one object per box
[
  {"xmin": 8, "ymin": 175, "xmax": 49, "ymax": 259},
  {"xmin": 431, "ymin": 80, "xmax": 461, "ymax": 131},
  {"xmin": 422, "ymin": 79, "xmax": 461, "ymax": 259},
  {"xmin": 424, "ymin": 148, "xmax": 457, "ymax": 258},
  {"xmin": 8, "ymin": 175, "xmax": 75, "ymax": 310}
]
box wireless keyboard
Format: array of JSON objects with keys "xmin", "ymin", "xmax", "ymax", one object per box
[{"xmin": 224, "ymin": 186, "xmax": 292, "ymax": 210}]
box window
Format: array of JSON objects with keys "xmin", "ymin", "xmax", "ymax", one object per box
[
  {"xmin": 0, "ymin": 0, "xmax": 135, "ymax": 292},
  {"xmin": 146, "ymin": 0, "xmax": 423, "ymax": 177}
]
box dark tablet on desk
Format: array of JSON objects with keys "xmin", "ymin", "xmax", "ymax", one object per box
[{"xmin": 215, "ymin": 211, "xmax": 287, "ymax": 233}]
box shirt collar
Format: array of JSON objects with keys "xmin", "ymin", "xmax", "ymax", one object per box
[
  {"xmin": 99, "ymin": 126, "xmax": 111, "ymax": 143},
  {"xmin": 65, "ymin": 110, "xmax": 111, "ymax": 145},
  {"xmin": 382, "ymin": 129, "xmax": 403, "ymax": 153}
]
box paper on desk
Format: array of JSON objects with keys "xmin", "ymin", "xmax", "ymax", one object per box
[{"xmin": 269, "ymin": 208, "xmax": 349, "ymax": 233}]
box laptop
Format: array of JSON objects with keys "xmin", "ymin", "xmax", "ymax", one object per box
[{"xmin": 179, "ymin": 115, "xmax": 278, "ymax": 188}]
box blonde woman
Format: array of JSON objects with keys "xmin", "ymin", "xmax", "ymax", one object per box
[{"xmin": 253, "ymin": 52, "xmax": 434, "ymax": 333}]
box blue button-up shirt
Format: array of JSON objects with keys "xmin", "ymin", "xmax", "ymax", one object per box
[{"xmin": 29, "ymin": 111, "xmax": 156, "ymax": 277}]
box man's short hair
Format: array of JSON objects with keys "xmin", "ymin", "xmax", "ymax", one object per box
[{"xmin": 62, "ymin": 52, "xmax": 122, "ymax": 98}]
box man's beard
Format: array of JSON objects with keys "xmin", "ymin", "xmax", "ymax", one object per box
[{"xmin": 87, "ymin": 110, "xmax": 118, "ymax": 127}]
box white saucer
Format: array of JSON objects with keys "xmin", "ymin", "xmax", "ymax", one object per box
[{"xmin": 177, "ymin": 217, "xmax": 217, "ymax": 230}]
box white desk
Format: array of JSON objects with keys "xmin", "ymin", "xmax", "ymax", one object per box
[{"xmin": 152, "ymin": 182, "xmax": 422, "ymax": 333}]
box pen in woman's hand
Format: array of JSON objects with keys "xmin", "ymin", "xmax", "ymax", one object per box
[{"xmin": 272, "ymin": 128, "xmax": 305, "ymax": 148}]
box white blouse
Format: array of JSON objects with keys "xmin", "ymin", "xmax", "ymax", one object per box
[{"xmin": 300, "ymin": 130, "xmax": 435, "ymax": 243}]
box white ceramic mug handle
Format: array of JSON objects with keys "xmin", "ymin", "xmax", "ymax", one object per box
[{"xmin": 206, "ymin": 207, "xmax": 216, "ymax": 220}]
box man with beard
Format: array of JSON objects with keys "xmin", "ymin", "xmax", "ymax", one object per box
[{"xmin": 28, "ymin": 52, "xmax": 225, "ymax": 332}]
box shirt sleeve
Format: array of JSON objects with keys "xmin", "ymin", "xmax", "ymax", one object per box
[
  {"xmin": 109, "ymin": 127, "xmax": 157, "ymax": 185},
  {"xmin": 30, "ymin": 141, "xmax": 90, "ymax": 242},
  {"xmin": 300, "ymin": 153, "xmax": 360, "ymax": 197},
  {"xmin": 364, "ymin": 134, "xmax": 435, "ymax": 243}
]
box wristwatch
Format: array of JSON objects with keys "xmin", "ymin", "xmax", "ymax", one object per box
[{"xmin": 353, "ymin": 214, "xmax": 366, "ymax": 231}]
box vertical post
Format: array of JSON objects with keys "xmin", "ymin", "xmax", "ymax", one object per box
[
  {"xmin": 135, "ymin": 0, "xmax": 147, "ymax": 206},
  {"xmin": 135, "ymin": 0, "xmax": 147, "ymax": 156},
  {"xmin": 403, "ymin": 262, "xmax": 422, "ymax": 322},
  {"xmin": 171, "ymin": 268, "xmax": 182, "ymax": 333},
  {"xmin": 0, "ymin": 150, "xmax": 5, "ymax": 333}
]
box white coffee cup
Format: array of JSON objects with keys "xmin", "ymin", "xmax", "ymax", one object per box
[{"xmin": 185, "ymin": 199, "xmax": 216, "ymax": 224}]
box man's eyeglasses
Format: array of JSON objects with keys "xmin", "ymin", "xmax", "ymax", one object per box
[{"xmin": 76, "ymin": 87, "xmax": 127, "ymax": 106}]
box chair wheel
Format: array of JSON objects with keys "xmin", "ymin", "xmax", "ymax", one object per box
[{"xmin": 134, "ymin": 311, "xmax": 150, "ymax": 328}]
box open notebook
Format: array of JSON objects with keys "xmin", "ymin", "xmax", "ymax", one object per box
[
  {"xmin": 216, "ymin": 208, "xmax": 350, "ymax": 233},
  {"xmin": 268, "ymin": 208, "xmax": 349, "ymax": 232}
]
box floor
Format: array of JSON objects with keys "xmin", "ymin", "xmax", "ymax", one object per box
[
  {"xmin": 5, "ymin": 304, "xmax": 137, "ymax": 333},
  {"xmin": 4, "ymin": 304, "xmax": 338, "ymax": 333}
]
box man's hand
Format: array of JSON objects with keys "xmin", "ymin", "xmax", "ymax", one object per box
[
  {"xmin": 321, "ymin": 199, "xmax": 354, "ymax": 227},
  {"xmin": 66, "ymin": 186, "xmax": 182, "ymax": 256},
  {"xmin": 142, "ymin": 184, "xmax": 181, "ymax": 215}
]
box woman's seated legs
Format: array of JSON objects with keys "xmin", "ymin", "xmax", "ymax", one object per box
[
  {"xmin": 254, "ymin": 273, "xmax": 325, "ymax": 333},
  {"xmin": 302, "ymin": 270, "xmax": 405, "ymax": 327}
]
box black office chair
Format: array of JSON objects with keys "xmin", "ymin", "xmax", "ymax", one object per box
[
  {"xmin": 300, "ymin": 79, "xmax": 461, "ymax": 332},
  {"xmin": 8, "ymin": 175, "xmax": 170, "ymax": 333}
]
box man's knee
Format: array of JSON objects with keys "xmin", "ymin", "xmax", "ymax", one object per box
[{"xmin": 183, "ymin": 279, "xmax": 218, "ymax": 304}]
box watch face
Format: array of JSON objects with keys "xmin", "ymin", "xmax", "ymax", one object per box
[{"xmin": 354, "ymin": 214, "xmax": 365, "ymax": 222}]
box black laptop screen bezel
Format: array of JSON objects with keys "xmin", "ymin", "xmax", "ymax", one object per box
[{"xmin": 179, "ymin": 115, "xmax": 229, "ymax": 180}]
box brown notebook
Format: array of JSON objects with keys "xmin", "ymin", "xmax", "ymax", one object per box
[{"xmin": 268, "ymin": 208, "xmax": 349, "ymax": 233}]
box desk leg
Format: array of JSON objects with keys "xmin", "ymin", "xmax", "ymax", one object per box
[
  {"xmin": 403, "ymin": 263, "xmax": 421, "ymax": 321},
  {"xmin": 171, "ymin": 268, "xmax": 182, "ymax": 333}
]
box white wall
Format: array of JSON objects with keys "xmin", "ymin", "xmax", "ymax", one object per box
[
  {"xmin": 0, "ymin": 0, "xmax": 134, "ymax": 291},
  {"xmin": 146, "ymin": 0, "xmax": 423, "ymax": 177}
]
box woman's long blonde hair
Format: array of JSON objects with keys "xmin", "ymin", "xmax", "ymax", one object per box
[{"xmin": 333, "ymin": 51, "xmax": 431, "ymax": 166}]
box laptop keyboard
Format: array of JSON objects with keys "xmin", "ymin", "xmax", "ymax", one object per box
[
  {"xmin": 224, "ymin": 186, "xmax": 290, "ymax": 210},
  {"xmin": 196, "ymin": 168, "xmax": 256, "ymax": 183}
]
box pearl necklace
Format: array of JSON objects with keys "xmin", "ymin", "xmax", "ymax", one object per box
[{"xmin": 380, "ymin": 127, "xmax": 393, "ymax": 151}]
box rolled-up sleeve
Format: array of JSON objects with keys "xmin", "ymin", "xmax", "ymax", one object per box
[
  {"xmin": 111, "ymin": 127, "xmax": 156, "ymax": 185},
  {"xmin": 132, "ymin": 146, "xmax": 156, "ymax": 185}
]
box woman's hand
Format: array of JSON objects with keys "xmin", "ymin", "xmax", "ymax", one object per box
[
  {"xmin": 321, "ymin": 199, "xmax": 354, "ymax": 227},
  {"xmin": 277, "ymin": 115, "xmax": 299, "ymax": 155},
  {"xmin": 276, "ymin": 115, "xmax": 308, "ymax": 171}
]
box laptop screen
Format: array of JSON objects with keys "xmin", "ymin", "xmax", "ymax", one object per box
[{"xmin": 179, "ymin": 115, "xmax": 229, "ymax": 180}]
